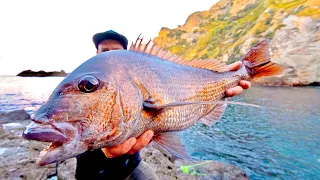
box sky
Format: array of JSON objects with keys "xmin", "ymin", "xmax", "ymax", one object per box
[{"xmin": 0, "ymin": 0, "xmax": 218, "ymax": 75}]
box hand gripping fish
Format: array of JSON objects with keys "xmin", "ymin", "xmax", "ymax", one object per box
[{"xmin": 23, "ymin": 38, "xmax": 283, "ymax": 166}]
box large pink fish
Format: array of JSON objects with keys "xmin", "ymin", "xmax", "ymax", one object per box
[{"xmin": 23, "ymin": 38, "xmax": 283, "ymax": 166}]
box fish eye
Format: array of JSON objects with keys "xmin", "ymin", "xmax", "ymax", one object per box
[{"xmin": 78, "ymin": 75, "xmax": 99, "ymax": 93}]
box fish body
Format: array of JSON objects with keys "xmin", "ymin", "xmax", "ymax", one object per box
[{"xmin": 23, "ymin": 39, "xmax": 283, "ymax": 165}]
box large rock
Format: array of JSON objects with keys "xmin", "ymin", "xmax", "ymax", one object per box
[
  {"xmin": 140, "ymin": 147, "xmax": 249, "ymax": 180},
  {"xmin": 140, "ymin": 147, "xmax": 178, "ymax": 179},
  {"xmin": 253, "ymin": 15, "xmax": 320, "ymax": 86},
  {"xmin": 0, "ymin": 110, "xmax": 31, "ymax": 136},
  {"xmin": 0, "ymin": 110, "xmax": 30, "ymax": 123},
  {"xmin": 175, "ymin": 160, "xmax": 249, "ymax": 180}
]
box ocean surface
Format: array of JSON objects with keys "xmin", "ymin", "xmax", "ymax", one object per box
[{"xmin": 1, "ymin": 75, "xmax": 320, "ymax": 179}]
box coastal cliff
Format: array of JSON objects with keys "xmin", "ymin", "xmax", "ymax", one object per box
[{"xmin": 154, "ymin": 0, "xmax": 320, "ymax": 86}]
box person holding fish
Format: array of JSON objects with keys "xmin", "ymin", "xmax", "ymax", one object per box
[
  {"xmin": 23, "ymin": 27, "xmax": 283, "ymax": 179},
  {"xmin": 72, "ymin": 30, "xmax": 252, "ymax": 180}
]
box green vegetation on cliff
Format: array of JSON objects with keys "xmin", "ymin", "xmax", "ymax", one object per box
[{"xmin": 154, "ymin": 0, "xmax": 320, "ymax": 63}]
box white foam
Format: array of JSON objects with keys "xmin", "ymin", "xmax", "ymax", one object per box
[
  {"xmin": 2, "ymin": 122, "xmax": 22, "ymax": 129},
  {"xmin": 0, "ymin": 148, "xmax": 7, "ymax": 155}
]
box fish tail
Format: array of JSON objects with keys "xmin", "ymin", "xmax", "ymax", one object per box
[{"xmin": 242, "ymin": 40, "xmax": 284, "ymax": 79}]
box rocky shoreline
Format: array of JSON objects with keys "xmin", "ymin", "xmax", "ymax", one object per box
[{"xmin": 0, "ymin": 110, "xmax": 249, "ymax": 180}]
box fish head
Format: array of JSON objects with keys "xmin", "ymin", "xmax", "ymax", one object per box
[{"xmin": 22, "ymin": 53, "xmax": 144, "ymax": 165}]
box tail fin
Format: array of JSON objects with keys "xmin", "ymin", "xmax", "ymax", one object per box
[{"xmin": 242, "ymin": 40, "xmax": 284, "ymax": 79}]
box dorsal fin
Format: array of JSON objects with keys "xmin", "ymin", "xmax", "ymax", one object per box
[{"xmin": 130, "ymin": 35, "xmax": 228, "ymax": 72}]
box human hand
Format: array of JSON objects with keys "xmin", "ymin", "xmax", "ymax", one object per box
[
  {"xmin": 225, "ymin": 61, "xmax": 251, "ymax": 97},
  {"xmin": 101, "ymin": 130, "xmax": 154, "ymax": 158}
]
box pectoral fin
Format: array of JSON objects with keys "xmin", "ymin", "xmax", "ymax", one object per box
[
  {"xmin": 143, "ymin": 100, "xmax": 259, "ymax": 112},
  {"xmin": 152, "ymin": 132, "xmax": 192, "ymax": 161}
]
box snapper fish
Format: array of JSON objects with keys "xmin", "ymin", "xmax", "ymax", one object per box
[{"xmin": 23, "ymin": 37, "xmax": 283, "ymax": 166}]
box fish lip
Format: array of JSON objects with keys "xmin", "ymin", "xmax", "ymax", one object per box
[
  {"xmin": 22, "ymin": 122, "xmax": 67, "ymax": 165},
  {"xmin": 23, "ymin": 122, "xmax": 68, "ymax": 143}
]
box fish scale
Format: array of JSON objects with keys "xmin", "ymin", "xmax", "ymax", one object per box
[{"xmin": 120, "ymin": 52, "xmax": 246, "ymax": 132}]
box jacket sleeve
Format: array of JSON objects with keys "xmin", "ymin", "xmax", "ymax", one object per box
[{"xmin": 75, "ymin": 149, "xmax": 141, "ymax": 180}]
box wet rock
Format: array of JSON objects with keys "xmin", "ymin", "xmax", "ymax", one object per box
[
  {"xmin": 0, "ymin": 110, "xmax": 31, "ymax": 136},
  {"xmin": 175, "ymin": 160, "xmax": 249, "ymax": 180},
  {"xmin": 140, "ymin": 147, "xmax": 249, "ymax": 180},
  {"xmin": 140, "ymin": 147, "xmax": 178, "ymax": 180},
  {"xmin": 0, "ymin": 126, "xmax": 53, "ymax": 180},
  {"xmin": 0, "ymin": 110, "xmax": 30, "ymax": 123}
]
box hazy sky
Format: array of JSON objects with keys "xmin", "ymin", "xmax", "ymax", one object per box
[{"xmin": 0, "ymin": 0, "xmax": 218, "ymax": 75}]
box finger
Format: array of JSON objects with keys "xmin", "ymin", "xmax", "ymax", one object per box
[
  {"xmin": 128, "ymin": 130, "xmax": 154, "ymax": 155},
  {"xmin": 225, "ymin": 86, "xmax": 243, "ymax": 97},
  {"xmin": 102, "ymin": 138, "xmax": 136, "ymax": 158},
  {"xmin": 227, "ymin": 61, "xmax": 242, "ymax": 71},
  {"xmin": 101, "ymin": 148, "xmax": 114, "ymax": 158},
  {"xmin": 239, "ymin": 80, "xmax": 251, "ymax": 89}
]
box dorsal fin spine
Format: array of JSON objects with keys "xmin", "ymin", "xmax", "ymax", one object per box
[{"xmin": 129, "ymin": 35, "xmax": 228, "ymax": 72}]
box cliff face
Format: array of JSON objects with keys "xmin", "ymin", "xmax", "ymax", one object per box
[
  {"xmin": 257, "ymin": 15, "xmax": 320, "ymax": 85},
  {"xmin": 154, "ymin": 0, "xmax": 320, "ymax": 86}
]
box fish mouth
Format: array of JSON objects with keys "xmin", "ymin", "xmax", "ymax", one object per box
[{"xmin": 23, "ymin": 121, "xmax": 78, "ymax": 166}]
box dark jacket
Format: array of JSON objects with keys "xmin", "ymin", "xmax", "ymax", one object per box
[{"xmin": 75, "ymin": 149, "xmax": 141, "ymax": 180}]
